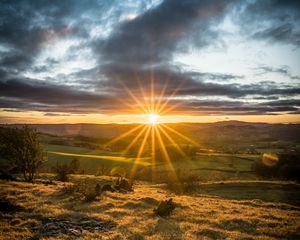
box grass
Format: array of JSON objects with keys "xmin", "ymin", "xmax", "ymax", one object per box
[
  {"xmin": 1, "ymin": 175, "xmax": 300, "ymax": 239},
  {"xmin": 39, "ymin": 144, "xmax": 258, "ymax": 181},
  {"xmin": 49, "ymin": 151, "xmax": 151, "ymax": 166},
  {"xmin": 43, "ymin": 144, "xmax": 151, "ymax": 174}
]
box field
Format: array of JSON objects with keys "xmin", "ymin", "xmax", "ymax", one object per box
[
  {"xmin": 1, "ymin": 175, "xmax": 300, "ymax": 240},
  {"xmin": 44, "ymin": 144, "xmax": 152, "ymax": 174},
  {"xmin": 1, "ymin": 123, "xmax": 300, "ymax": 239},
  {"xmin": 42, "ymin": 143, "xmax": 258, "ymax": 182}
]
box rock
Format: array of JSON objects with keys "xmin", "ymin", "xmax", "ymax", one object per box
[
  {"xmin": 114, "ymin": 178, "xmax": 133, "ymax": 192},
  {"xmin": 69, "ymin": 228, "xmax": 81, "ymax": 236},
  {"xmin": 101, "ymin": 184, "xmax": 115, "ymax": 192},
  {"xmin": 154, "ymin": 198, "xmax": 176, "ymax": 217}
]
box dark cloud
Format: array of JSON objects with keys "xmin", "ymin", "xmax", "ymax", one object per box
[
  {"xmin": 0, "ymin": 0, "xmax": 114, "ymax": 74},
  {"xmin": 238, "ymin": 0, "xmax": 300, "ymax": 46},
  {"xmin": 255, "ymin": 65, "xmax": 300, "ymax": 80},
  {"xmin": 98, "ymin": 0, "xmax": 233, "ymax": 65},
  {"xmin": 0, "ymin": 78, "xmax": 119, "ymax": 113},
  {"xmin": 0, "ymin": 75, "xmax": 299, "ymax": 116},
  {"xmin": 102, "ymin": 64, "xmax": 300, "ymax": 98},
  {"xmin": 253, "ymin": 23, "xmax": 300, "ymax": 46},
  {"xmin": 164, "ymin": 98, "xmax": 300, "ymax": 115}
]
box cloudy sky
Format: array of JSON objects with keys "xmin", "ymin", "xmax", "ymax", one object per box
[{"xmin": 0, "ymin": 0, "xmax": 300, "ymax": 124}]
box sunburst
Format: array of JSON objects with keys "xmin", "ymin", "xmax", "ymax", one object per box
[
  {"xmin": 148, "ymin": 113, "xmax": 159, "ymax": 124},
  {"xmin": 105, "ymin": 70, "xmax": 199, "ymax": 188}
]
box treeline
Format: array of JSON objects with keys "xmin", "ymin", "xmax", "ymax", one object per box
[{"xmin": 252, "ymin": 152, "xmax": 300, "ymax": 181}]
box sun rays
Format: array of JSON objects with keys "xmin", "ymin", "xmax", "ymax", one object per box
[
  {"xmin": 148, "ymin": 113, "xmax": 159, "ymax": 124},
  {"xmin": 105, "ymin": 73, "xmax": 199, "ymax": 186}
]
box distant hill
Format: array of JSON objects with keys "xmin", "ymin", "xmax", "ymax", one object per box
[{"xmin": 1, "ymin": 121, "xmax": 300, "ymax": 144}]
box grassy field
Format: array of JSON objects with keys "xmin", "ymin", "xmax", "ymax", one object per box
[
  {"xmin": 42, "ymin": 144, "xmax": 258, "ymax": 181},
  {"xmin": 1, "ymin": 175, "xmax": 300, "ymax": 239},
  {"xmin": 44, "ymin": 144, "xmax": 151, "ymax": 174}
]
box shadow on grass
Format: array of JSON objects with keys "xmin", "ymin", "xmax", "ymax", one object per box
[{"xmin": 191, "ymin": 182, "xmax": 300, "ymax": 206}]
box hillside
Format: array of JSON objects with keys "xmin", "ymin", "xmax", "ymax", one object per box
[{"xmin": 1, "ymin": 175, "xmax": 300, "ymax": 240}]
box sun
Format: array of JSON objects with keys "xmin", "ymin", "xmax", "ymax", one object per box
[
  {"xmin": 104, "ymin": 72, "xmax": 198, "ymax": 187},
  {"xmin": 148, "ymin": 113, "xmax": 159, "ymax": 124}
]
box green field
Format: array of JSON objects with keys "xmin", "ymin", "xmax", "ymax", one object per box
[
  {"xmin": 42, "ymin": 144, "xmax": 259, "ymax": 181},
  {"xmin": 44, "ymin": 144, "xmax": 151, "ymax": 174}
]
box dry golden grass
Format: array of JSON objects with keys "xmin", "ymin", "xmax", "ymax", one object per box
[{"xmin": 0, "ymin": 175, "xmax": 300, "ymax": 240}]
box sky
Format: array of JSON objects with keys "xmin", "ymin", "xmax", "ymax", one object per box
[{"xmin": 0, "ymin": 0, "xmax": 300, "ymax": 124}]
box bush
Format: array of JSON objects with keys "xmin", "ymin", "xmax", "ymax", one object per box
[
  {"xmin": 83, "ymin": 191, "xmax": 98, "ymax": 202},
  {"xmin": 55, "ymin": 163, "xmax": 70, "ymax": 182},
  {"xmin": 84, "ymin": 184, "xmax": 102, "ymax": 202},
  {"xmin": 69, "ymin": 158, "xmax": 80, "ymax": 174},
  {"xmin": 0, "ymin": 170, "xmax": 16, "ymax": 181},
  {"xmin": 96, "ymin": 164, "xmax": 110, "ymax": 176},
  {"xmin": 114, "ymin": 177, "xmax": 133, "ymax": 192},
  {"xmin": 164, "ymin": 170, "xmax": 201, "ymax": 194},
  {"xmin": 154, "ymin": 198, "xmax": 176, "ymax": 217}
]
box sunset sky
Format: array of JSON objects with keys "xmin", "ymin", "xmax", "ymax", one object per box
[{"xmin": 0, "ymin": 0, "xmax": 300, "ymax": 124}]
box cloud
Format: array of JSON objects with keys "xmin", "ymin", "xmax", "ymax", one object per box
[
  {"xmin": 237, "ymin": 0, "xmax": 300, "ymax": 46},
  {"xmin": 0, "ymin": 0, "xmax": 299, "ymax": 119},
  {"xmin": 255, "ymin": 65, "xmax": 300, "ymax": 80},
  {"xmin": 0, "ymin": 0, "xmax": 115, "ymax": 75},
  {"xmin": 253, "ymin": 23, "xmax": 300, "ymax": 46},
  {"xmin": 164, "ymin": 99, "xmax": 300, "ymax": 115},
  {"xmin": 1, "ymin": 75, "xmax": 299, "ymax": 116},
  {"xmin": 0, "ymin": 78, "xmax": 119, "ymax": 113},
  {"xmin": 98, "ymin": 0, "xmax": 233, "ymax": 65}
]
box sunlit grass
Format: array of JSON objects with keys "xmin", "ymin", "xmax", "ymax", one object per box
[
  {"xmin": 48, "ymin": 151, "xmax": 151, "ymax": 166},
  {"xmin": 1, "ymin": 176, "xmax": 299, "ymax": 239}
]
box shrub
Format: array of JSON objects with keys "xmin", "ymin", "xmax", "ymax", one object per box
[
  {"xmin": 69, "ymin": 158, "xmax": 80, "ymax": 174},
  {"xmin": 55, "ymin": 163, "xmax": 70, "ymax": 182},
  {"xmin": 83, "ymin": 190, "xmax": 98, "ymax": 202},
  {"xmin": 84, "ymin": 184, "xmax": 102, "ymax": 202},
  {"xmin": 154, "ymin": 198, "xmax": 176, "ymax": 217},
  {"xmin": 114, "ymin": 177, "xmax": 133, "ymax": 192},
  {"xmin": 165, "ymin": 170, "xmax": 201, "ymax": 194},
  {"xmin": 0, "ymin": 170, "xmax": 16, "ymax": 181}
]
